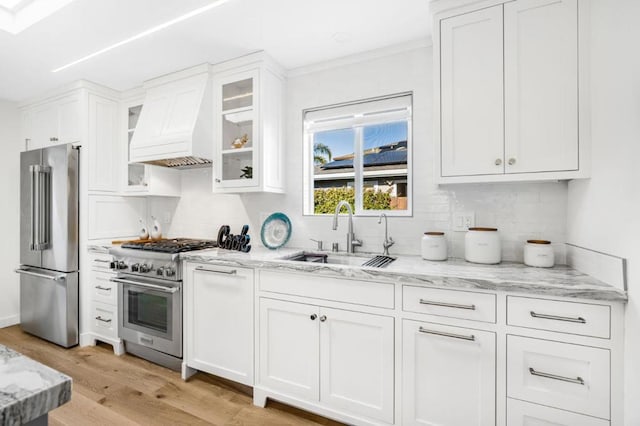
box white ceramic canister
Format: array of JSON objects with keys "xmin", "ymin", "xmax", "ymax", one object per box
[
  {"xmin": 465, "ymin": 227, "xmax": 501, "ymax": 264},
  {"xmin": 421, "ymin": 232, "xmax": 448, "ymax": 261},
  {"xmin": 524, "ymin": 240, "xmax": 554, "ymax": 268}
]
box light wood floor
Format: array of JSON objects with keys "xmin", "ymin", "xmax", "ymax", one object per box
[{"xmin": 0, "ymin": 326, "xmax": 343, "ymax": 426}]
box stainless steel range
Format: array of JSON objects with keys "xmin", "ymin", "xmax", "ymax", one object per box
[{"xmin": 109, "ymin": 239, "xmax": 217, "ymax": 370}]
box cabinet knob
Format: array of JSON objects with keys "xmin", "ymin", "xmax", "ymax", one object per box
[
  {"xmin": 310, "ymin": 314, "xmax": 317, "ymax": 321},
  {"xmin": 215, "ymin": 178, "xmax": 221, "ymax": 183},
  {"xmin": 495, "ymin": 158, "xmax": 502, "ymax": 166},
  {"xmin": 508, "ymin": 158, "xmax": 516, "ymax": 166},
  {"xmin": 320, "ymin": 315, "xmax": 327, "ymax": 322}
]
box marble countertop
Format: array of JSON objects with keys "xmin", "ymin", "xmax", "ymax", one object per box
[
  {"xmin": 182, "ymin": 247, "xmax": 628, "ymax": 302},
  {"xmin": 0, "ymin": 345, "xmax": 71, "ymax": 425}
]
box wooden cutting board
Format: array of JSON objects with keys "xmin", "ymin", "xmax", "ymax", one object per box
[{"xmin": 111, "ymin": 238, "xmax": 156, "ymax": 245}]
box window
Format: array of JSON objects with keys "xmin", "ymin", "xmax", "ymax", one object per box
[{"xmin": 303, "ymin": 93, "xmax": 412, "ymax": 216}]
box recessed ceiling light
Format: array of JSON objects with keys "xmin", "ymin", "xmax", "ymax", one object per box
[
  {"xmin": 0, "ymin": 0, "xmax": 76, "ymax": 34},
  {"xmin": 52, "ymin": 0, "xmax": 234, "ymax": 73}
]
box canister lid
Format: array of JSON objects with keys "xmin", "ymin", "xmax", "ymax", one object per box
[
  {"xmin": 527, "ymin": 239, "xmax": 551, "ymax": 244},
  {"xmin": 468, "ymin": 227, "xmax": 498, "ymax": 232},
  {"xmin": 424, "ymin": 231, "xmax": 445, "ymax": 236}
]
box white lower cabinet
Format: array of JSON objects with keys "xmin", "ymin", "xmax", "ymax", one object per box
[
  {"xmin": 507, "ymin": 398, "xmax": 610, "ymax": 426},
  {"xmin": 259, "ymin": 298, "xmax": 320, "ymax": 400},
  {"xmin": 402, "ymin": 319, "xmax": 496, "ymax": 426},
  {"xmin": 507, "ymin": 335, "xmax": 610, "ymax": 419},
  {"xmin": 184, "ymin": 263, "xmax": 254, "ymax": 386},
  {"xmin": 87, "ymin": 251, "xmax": 121, "ymax": 348},
  {"xmin": 258, "ymin": 298, "xmax": 395, "ymax": 424}
]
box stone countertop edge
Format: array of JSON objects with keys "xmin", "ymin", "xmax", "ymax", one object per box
[
  {"xmin": 181, "ymin": 248, "xmax": 628, "ymax": 303},
  {"xmin": 0, "ymin": 345, "xmax": 72, "ymax": 425},
  {"xmin": 87, "ymin": 244, "xmax": 112, "ymax": 254}
]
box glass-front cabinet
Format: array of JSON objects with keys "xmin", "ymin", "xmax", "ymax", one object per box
[
  {"xmin": 121, "ymin": 95, "xmax": 181, "ymax": 196},
  {"xmin": 212, "ymin": 53, "xmax": 285, "ymax": 193}
]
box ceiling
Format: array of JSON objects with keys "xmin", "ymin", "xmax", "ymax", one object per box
[{"xmin": 0, "ymin": 0, "xmax": 431, "ymax": 102}]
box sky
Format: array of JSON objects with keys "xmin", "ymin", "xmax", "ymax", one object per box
[{"xmin": 313, "ymin": 121, "xmax": 407, "ymax": 160}]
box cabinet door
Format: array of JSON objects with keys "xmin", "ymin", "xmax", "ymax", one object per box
[
  {"xmin": 32, "ymin": 103, "xmax": 58, "ymax": 148},
  {"xmin": 259, "ymin": 298, "xmax": 319, "ymax": 400},
  {"xmin": 440, "ymin": 6, "xmax": 504, "ymax": 177},
  {"xmin": 88, "ymin": 95, "xmax": 119, "ymax": 192},
  {"xmin": 214, "ymin": 69, "xmax": 259, "ymax": 190},
  {"xmin": 319, "ymin": 308, "xmax": 394, "ymax": 424},
  {"xmin": 185, "ymin": 264, "xmax": 254, "ymax": 386},
  {"xmin": 402, "ymin": 319, "xmax": 496, "ymax": 426},
  {"xmin": 507, "ymin": 335, "xmax": 610, "ymax": 419},
  {"xmin": 57, "ymin": 95, "xmax": 81, "ymax": 144},
  {"xmin": 21, "ymin": 109, "xmax": 33, "ymax": 151},
  {"xmin": 504, "ymin": 0, "xmax": 578, "ymax": 173},
  {"xmin": 507, "ymin": 398, "xmax": 610, "ymax": 426}
]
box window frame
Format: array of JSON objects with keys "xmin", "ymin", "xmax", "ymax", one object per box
[{"xmin": 303, "ymin": 93, "xmax": 413, "ymax": 217}]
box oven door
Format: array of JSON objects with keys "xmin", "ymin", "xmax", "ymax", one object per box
[{"xmin": 113, "ymin": 275, "xmax": 182, "ymax": 358}]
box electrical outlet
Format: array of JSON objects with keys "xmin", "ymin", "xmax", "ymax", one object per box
[
  {"xmin": 452, "ymin": 212, "xmax": 475, "ymax": 232},
  {"xmin": 163, "ymin": 211, "xmax": 171, "ymax": 224}
]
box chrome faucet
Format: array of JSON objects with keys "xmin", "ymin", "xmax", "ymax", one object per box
[
  {"xmin": 332, "ymin": 200, "xmax": 362, "ymax": 253},
  {"xmin": 378, "ymin": 213, "xmax": 395, "ymax": 256}
]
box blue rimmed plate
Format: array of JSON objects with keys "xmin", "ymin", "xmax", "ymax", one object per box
[{"xmin": 261, "ymin": 212, "xmax": 292, "ymax": 249}]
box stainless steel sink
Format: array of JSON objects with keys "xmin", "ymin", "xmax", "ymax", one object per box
[{"xmin": 282, "ymin": 252, "xmax": 395, "ymax": 268}]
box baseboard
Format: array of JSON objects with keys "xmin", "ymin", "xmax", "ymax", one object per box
[
  {"xmin": 566, "ymin": 243, "xmax": 627, "ymax": 291},
  {"xmin": 0, "ymin": 314, "xmax": 20, "ymax": 328}
]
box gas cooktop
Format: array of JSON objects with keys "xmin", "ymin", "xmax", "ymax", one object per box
[{"xmin": 120, "ymin": 238, "xmax": 218, "ymax": 254}]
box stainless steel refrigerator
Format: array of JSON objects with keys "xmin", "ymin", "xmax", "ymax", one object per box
[{"xmin": 16, "ymin": 143, "xmax": 79, "ymax": 347}]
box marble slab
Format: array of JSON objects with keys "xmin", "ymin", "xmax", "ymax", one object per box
[
  {"xmin": 87, "ymin": 244, "xmax": 111, "ymax": 254},
  {"xmin": 182, "ymin": 247, "xmax": 628, "ymax": 302},
  {"xmin": 0, "ymin": 345, "xmax": 71, "ymax": 425}
]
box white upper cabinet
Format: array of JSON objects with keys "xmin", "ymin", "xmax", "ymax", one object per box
[
  {"xmin": 504, "ymin": 0, "xmax": 578, "ymax": 174},
  {"xmin": 212, "ymin": 52, "xmax": 285, "ymax": 193},
  {"xmin": 88, "ymin": 94, "xmax": 119, "ymax": 192},
  {"xmin": 436, "ymin": 0, "xmax": 586, "ymax": 183},
  {"xmin": 440, "ymin": 5, "xmax": 504, "ymax": 177},
  {"xmin": 22, "ymin": 93, "xmax": 81, "ymax": 150}
]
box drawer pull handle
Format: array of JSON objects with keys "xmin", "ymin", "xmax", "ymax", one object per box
[
  {"xmin": 195, "ymin": 266, "xmax": 237, "ymax": 275},
  {"xmin": 95, "ymin": 285, "xmax": 111, "ymax": 291},
  {"xmin": 418, "ymin": 327, "xmax": 475, "ymax": 341},
  {"xmin": 93, "ymin": 259, "xmax": 112, "ymax": 263},
  {"xmin": 95, "ymin": 316, "xmax": 112, "ymax": 323},
  {"xmin": 529, "ymin": 367, "xmax": 584, "ymax": 385},
  {"xmin": 530, "ymin": 311, "xmax": 586, "ymax": 324},
  {"xmin": 419, "ymin": 299, "xmax": 476, "ymax": 310}
]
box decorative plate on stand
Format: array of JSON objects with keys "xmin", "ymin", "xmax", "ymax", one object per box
[{"xmin": 260, "ymin": 212, "xmax": 292, "ymax": 249}]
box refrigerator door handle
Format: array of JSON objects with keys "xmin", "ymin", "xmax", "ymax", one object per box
[
  {"xmin": 29, "ymin": 165, "xmax": 37, "ymax": 251},
  {"xmin": 15, "ymin": 267, "xmax": 66, "ymax": 282},
  {"xmin": 29, "ymin": 165, "xmax": 51, "ymax": 251}
]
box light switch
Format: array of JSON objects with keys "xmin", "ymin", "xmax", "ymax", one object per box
[{"xmin": 452, "ymin": 212, "xmax": 475, "ymax": 232}]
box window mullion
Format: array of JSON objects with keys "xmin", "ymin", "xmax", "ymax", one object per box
[{"xmin": 354, "ymin": 126, "xmax": 363, "ymax": 214}]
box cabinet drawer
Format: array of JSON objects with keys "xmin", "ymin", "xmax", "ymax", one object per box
[
  {"xmin": 259, "ymin": 271, "xmax": 394, "ymax": 309},
  {"xmin": 92, "ymin": 301, "xmax": 118, "ymax": 339},
  {"xmin": 90, "ymin": 271, "xmax": 117, "ymax": 305},
  {"xmin": 508, "ymin": 296, "xmax": 610, "ymax": 338},
  {"xmin": 403, "ymin": 285, "xmax": 495, "ymax": 323},
  {"xmin": 507, "ymin": 335, "xmax": 610, "ymax": 419},
  {"xmin": 507, "ymin": 398, "xmax": 609, "ymax": 426},
  {"xmin": 88, "ymin": 252, "xmax": 113, "ymax": 271}
]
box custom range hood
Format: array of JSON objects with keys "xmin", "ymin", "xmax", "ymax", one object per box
[{"xmin": 130, "ymin": 65, "xmax": 213, "ymax": 169}]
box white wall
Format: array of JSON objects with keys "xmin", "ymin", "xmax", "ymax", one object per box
[
  {"xmin": 0, "ymin": 100, "xmax": 21, "ymax": 327},
  {"xmin": 152, "ymin": 45, "xmax": 568, "ymax": 262},
  {"xmin": 566, "ymin": 0, "xmax": 640, "ymax": 423}
]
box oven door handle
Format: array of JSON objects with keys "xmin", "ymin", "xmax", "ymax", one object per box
[{"xmin": 110, "ymin": 278, "xmax": 179, "ymax": 294}]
